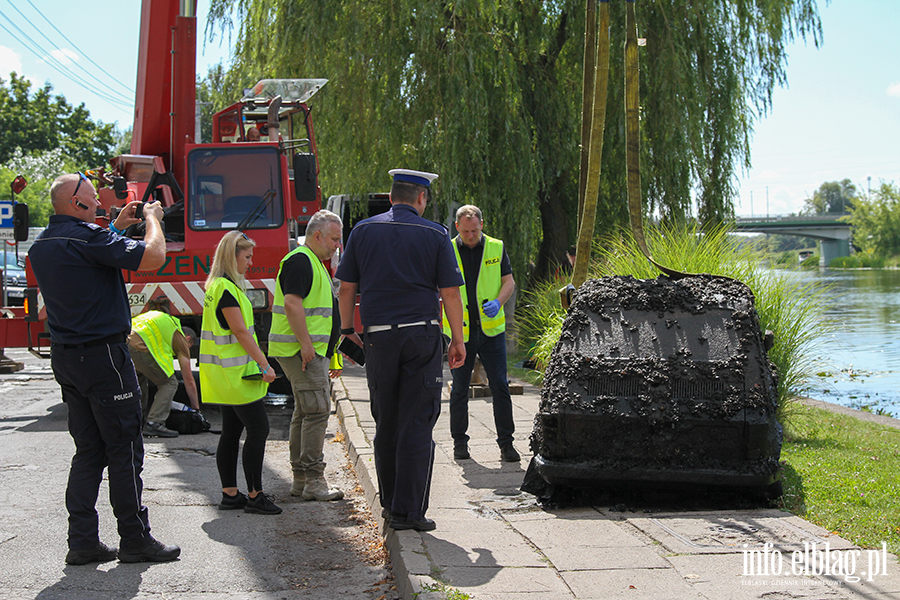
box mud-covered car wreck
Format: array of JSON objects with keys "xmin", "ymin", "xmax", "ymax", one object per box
[{"xmin": 522, "ymin": 275, "xmax": 783, "ymax": 500}]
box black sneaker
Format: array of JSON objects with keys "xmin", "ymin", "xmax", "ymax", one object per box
[
  {"xmin": 453, "ymin": 444, "xmax": 470, "ymax": 460},
  {"xmin": 219, "ymin": 491, "xmax": 248, "ymax": 510},
  {"xmin": 500, "ymin": 443, "xmax": 521, "ymax": 462},
  {"xmin": 243, "ymin": 492, "xmax": 282, "ymax": 515},
  {"xmin": 65, "ymin": 542, "xmax": 117, "ymax": 565},
  {"xmin": 118, "ymin": 538, "xmax": 181, "ymax": 563}
]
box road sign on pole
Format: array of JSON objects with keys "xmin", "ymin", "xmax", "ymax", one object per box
[{"xmin": 0, "ymin": 202, "xmax": 13, "ymax": 240}]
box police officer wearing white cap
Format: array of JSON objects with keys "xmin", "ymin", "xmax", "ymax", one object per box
[{"xmin": 336, "ymin": 168, "xmax": 466, "ymax": 532}]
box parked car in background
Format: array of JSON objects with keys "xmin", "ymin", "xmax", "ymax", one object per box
[{"xmin": 2, "ymin": 252, "xmax": 26, "ymax": 306}]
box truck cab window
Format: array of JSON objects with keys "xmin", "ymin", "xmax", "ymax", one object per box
[{"xmin": 188, "ymin": 146, "xmax": 284, "ymax": 231}]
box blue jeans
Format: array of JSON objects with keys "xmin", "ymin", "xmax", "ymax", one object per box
[{"xmin": 449, "ymin": 329, "xmax": 514, "ymax": 447}]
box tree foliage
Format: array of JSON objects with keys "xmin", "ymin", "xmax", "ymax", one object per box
[
  {"xmin": 204, "ymin": 0, "xmax": 820, "ymax": 281},
  {"xmin": 845, "ymin": 181, "xmax": 900, "ymax": 257},
  {"xmin": 0, "ymin": 73, "xmax": 118, "ymax": 169},
  {"xmin": 196, "ymin": 63, "xmax": 231, "ymax": 144},
  {"xmin": 803, "ymin": 178, "xmax": 857, "ymax": 215},
  {"xmin": 0, "ymin": 72, "xmax": 121, "ymax": 226},
  {"xmin": 0, "ymin": 147, "xmax": 72, "ymax": 226}
]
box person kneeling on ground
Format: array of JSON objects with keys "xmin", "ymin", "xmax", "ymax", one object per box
[{"xmin": 129, "ymin": 307, "xmax": 200, "ymax": 438}]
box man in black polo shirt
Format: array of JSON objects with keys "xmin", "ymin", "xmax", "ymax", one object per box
[
  {"xmin": 29, "ymin": 173, "xmax": 180, "ymax": 565},
  {"xmin": 443, "ymin": 205, "xmax": 519, "ymax": 462},
  {"xmin": 269, "ymin": 209, "xmax": 345, "ymax": 502}
]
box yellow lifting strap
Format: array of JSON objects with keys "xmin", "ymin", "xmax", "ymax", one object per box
[{"xmin": 568, "ymin": 0, "xmax": 689, "ymax": 310}]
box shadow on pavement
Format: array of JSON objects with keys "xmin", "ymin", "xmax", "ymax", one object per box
[
  {"xmin": 36, "ymin": 562, "xmax": 152, "ymax": 600},
  {"xmin": 458, "ymin": 457, "xmax": 526, "ymax": 496},
  {"xmin": 5, "ymin": 402, "xmax": 68, "ymax": 433}
]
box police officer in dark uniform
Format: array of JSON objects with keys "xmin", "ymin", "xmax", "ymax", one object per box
[
  {"xmin": 336, "ymin": 168, "xmax": 466, "ymax": 532},
  {"xmin": 28, "ymin": 173, "xmax": 181, "ymax": 565}
]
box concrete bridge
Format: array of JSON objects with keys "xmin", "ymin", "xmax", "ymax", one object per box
[{"xmin": 733, "ymin": 213, "xmax": 851, "ymax": 266}]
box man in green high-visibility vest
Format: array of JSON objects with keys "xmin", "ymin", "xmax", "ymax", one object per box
[
  {"xmin": 269, "ymin": 210, "xmax": 345, "ymax": 501},
  {"xmin": 129, "ymin": 309, "xmax": 199, "ymax": 438},
  {"xmin": 442, "ymin": 205, "xmax": 518, "ymax": 463}
]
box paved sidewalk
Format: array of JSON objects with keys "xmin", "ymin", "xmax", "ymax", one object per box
[{"xmin": 334, "ymin": 364, "xmax": 900, "ymax": 600}]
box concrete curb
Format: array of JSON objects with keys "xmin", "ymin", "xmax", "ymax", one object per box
[{"xmin": 335, "ymin": 384, "xmax": 443, "ymax": 599}]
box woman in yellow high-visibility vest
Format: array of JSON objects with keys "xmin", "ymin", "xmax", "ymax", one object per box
[{"xmin": 200, "ymin": 231, "xmax": 279, "ymax": 515}]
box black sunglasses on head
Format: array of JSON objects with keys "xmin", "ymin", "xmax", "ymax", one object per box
[{"xmin": 73, "ymin": 172, "xmax": 90, "ymax": 198}]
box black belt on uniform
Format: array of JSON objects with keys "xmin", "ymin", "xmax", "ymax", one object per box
[{"xmin": 53, "ymin": 332, "xmax": 128, "ymax": 349}]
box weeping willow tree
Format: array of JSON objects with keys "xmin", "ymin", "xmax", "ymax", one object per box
[{"xmin": 204, "ymin": 0, "xmax": 821, "ymax": 281}]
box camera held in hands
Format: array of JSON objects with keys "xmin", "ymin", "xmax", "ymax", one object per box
[
  {"xmin": 109, "ymin": 177, "xmax": 144, "ymax": 220},
  {"xmin": 109, "ymin": 202, "xmax": 144, "ymax": 221}
]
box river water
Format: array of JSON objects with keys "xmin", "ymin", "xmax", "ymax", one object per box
[{"xmin": 783, "ymin": 268, "xmax": 900, "ymax": 418}]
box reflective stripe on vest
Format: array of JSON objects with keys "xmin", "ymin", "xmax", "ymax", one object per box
[
  {"xmin": 442, "ymin": 235, "xmax": 506, "ymax": 342},
  {"xmin": 199, "ymin": 326, "xmax": 255, "ymax": 346},
  {"xmin": 268, "ymin": 245, "xmax": 335, "ymax": 357},
  {"xmin": 132, "ymin": 310, "xmax": 184, "ymax": 378},
  {"xmin": 199, "ymin": 277, "xmax": 268, "ymax": 405}
]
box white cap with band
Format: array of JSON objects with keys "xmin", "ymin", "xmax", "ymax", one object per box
[{"xmin": 389, "ymin": 169, "xmax": 439, "ymax": 187}]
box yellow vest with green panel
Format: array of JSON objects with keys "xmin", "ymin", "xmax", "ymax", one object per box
[
  {"xmin": 268, "ymin": 245, "xmax": 335, "ymax": 358},
  {"xmin": 199, "ymin": 277, "xmax": 268, "ymax": 405},
  {"xmin": 132, "ymin": 310, "xmax": 184, "ymax": 378},
  {"xmin": 442, "ymin": 234, "xmax": 506, "ymax": 342}
]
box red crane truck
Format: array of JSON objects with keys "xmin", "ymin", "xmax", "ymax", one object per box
[{"xmin": 0, "ymin": 0, "xmax": 326, "ymax": 362}]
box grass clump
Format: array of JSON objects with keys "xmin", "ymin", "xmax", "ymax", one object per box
[
  {"xmin": 800, "ymin": 254, "xmax": 820, "ymax": 268},
  {"xmin": 750, "ymin": 270, "xmax": 834, "ymax": 422},
  {"xmin": 516, "ymin": 275, "xmax": 569, "ymax": 383},
  {"xmin": 829, "ymin": 253, "xmax": 885, "ymax": 269},
  {"xmin": 780, "ymin": 403, "xmax": 900, "ymax": 555},
  {"xmin": 517, "ymin": 223, "xmax": 834, "ymax": 419},
  {"xmin": 416, "ymin": 581, "xmax": 470, "ymax": 599}
]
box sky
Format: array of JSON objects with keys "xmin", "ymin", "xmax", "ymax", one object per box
[
  {"xmin": 0, "ymin": 0, "xmax": 231, "ymax": 125},
  {"xmin": 733, "ymin": 1, "xmax": 900, "ymax": 217},
  {"xmin": 0, "ymin": 0, "xmax": 897, "ymax": 218}
]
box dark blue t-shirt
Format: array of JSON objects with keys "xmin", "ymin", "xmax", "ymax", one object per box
[
  {"xmin": 335, "ymin": 203, "xmax": 463, "ymax": 327},
  {"xmin": 29, "ymin": 214, "xmax": 146, "ymax": 344}
]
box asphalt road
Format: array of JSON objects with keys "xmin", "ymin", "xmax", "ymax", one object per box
[{"xmin": 0, "ymin": 347, "xmax": 399, "ymax": 600}]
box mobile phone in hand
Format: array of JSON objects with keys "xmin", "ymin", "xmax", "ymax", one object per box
[{"xmin": 339, "ymin": 337, "xmax": 366, "ymax": 366}]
